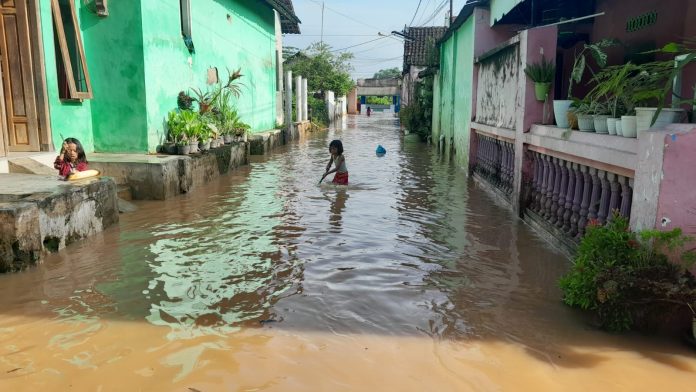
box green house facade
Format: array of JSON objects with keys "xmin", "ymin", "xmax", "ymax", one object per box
[{"xmin": 0, "ymin": 0, "xmax": 299, "ymax": 156}]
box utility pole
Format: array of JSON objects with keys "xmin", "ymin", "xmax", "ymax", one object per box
[
  {"xmin": 320, "ymin": 1, "xmax": 325, "ymax": 45},
  {"xmin": 449, "ymin": 0, "xmax": 453, "ymax": 27}
]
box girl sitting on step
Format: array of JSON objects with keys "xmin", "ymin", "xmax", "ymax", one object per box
[{"xmin": 54, "ymin": 138, "xmax": 89, "ymax": 179}]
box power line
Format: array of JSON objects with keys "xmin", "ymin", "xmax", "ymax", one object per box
[
  {"xmin": 409, "ymin": 0, "xmax": 424, "ymax": 26},
  {"xmin": 307, "ymin": 0, "xmax": 385, "ymax": 33},
  {"xmin": 330, "ymin": 36, "xmax": 388, "ymax": 52},
  {"xmin": 415, "ymin": 0, "xmax": 434, "ymax": 25}
]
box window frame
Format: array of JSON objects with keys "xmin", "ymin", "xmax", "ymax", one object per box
[{"xmin": 51, "ymin": 0, "xmax": 93, "ymax": 100}]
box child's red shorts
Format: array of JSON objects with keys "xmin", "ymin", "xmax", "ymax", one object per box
[{"xmin": 332, "ymin": 172, "xmax": 349, "ymax": 185}]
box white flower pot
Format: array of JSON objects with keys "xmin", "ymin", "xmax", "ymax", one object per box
[
  {"xmin": 553, "ymin": 100, "xmax": 573, "ymax": 128},
  {"xmin": 594, "ymin": 115, "xmax": 610, "ymax": 133},
  {"xmin": 615, "ymin": 118, "xmax": 623, "ymax": 136},
  {"xmin": 577, "ymin": 114, "xmax": 595, "ymax": 132},
  {"xmin": 621, "ymin": 115, "xmax": 637, "ymax": 138},
  {"xmin": 635, "ymin": 107, "xmax": 686, "ymax": 134},
  {"xmin": 607, "ymin": 118, "xmax": 617, "ymax": 135}
]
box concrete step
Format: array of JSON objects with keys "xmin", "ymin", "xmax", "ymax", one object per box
[
  {"xmin": 8, "ymin": 157, "xmax": 55, "ymax": 176},
  {"xmin": 117, "ymin": 185, "xmax": 133, "ymax": 201}
]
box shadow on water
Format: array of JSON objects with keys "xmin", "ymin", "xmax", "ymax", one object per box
[{"xmin": 0, "ymin": 114, "xmax": 693, "ymax": 372}]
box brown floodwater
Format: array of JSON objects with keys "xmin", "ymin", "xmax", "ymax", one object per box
[{"xmin": 0, "ymin": 114, "xmax": 694, "ymax": 391}]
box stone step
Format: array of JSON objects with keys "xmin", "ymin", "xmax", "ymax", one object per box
[
  {"xmin": 117, "ymin": 185, "xmax": 132, "ymax": 201},
  {"xmin": 8, "ymin": 157, "xmax": 55, "ymax": 176}
]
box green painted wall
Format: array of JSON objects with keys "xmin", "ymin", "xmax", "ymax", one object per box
[
  {"xmin": 434, "ymin": 15, "xmax": 475, "ymax": 168},
  {"xmin": 431, "ymin": 72, "xmax": 441, "ymax": 142},
  {"xmin": 41, "ymin": 0, "xmax": 94, "ymax": 153},
  {"xmin": 490, "ymin": 0, "xmax": 524, "ymax": 26},
  {"xmin": 141, "ymin": 0, "xmax": 277, "ymax": 152},
  {"xmin": 81, "ymin": 0, "xmax": 149, "ymax": 153},
  {"xmin": 451, "ymin": 19, "xmax": 474, "ymax": 167}
]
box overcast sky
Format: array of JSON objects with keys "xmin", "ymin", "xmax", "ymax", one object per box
[{"xmin": 283, "ymin": 0, "xmax": 467, "ymax": 80}]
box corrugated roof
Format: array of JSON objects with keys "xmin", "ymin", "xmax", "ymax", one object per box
[
  {"xmin": 263, "ymin": 0, "xmax": 301, "ymax": 34},
  {"xmin": 402, "ymin": 26, "xmax": 447, "ymax": 70}
]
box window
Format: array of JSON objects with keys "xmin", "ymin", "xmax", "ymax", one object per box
[{"xmin": 51, "ymin": 0, "xmax": 92, "ymax": 100}]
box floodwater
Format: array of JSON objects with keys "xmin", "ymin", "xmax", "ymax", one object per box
[{"xmin": 0, "ymin": 114, "xmax": 694, "ymax": 391}]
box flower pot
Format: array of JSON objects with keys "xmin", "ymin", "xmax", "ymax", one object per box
[
  {"xmin": 607, "ymin": 118, "xmax": 617, "ymax": 135},
  {"xmin": 635, "ymin": 107, "xmax": 686, "ymax": 134},
  {"xmin": 243, "ymin": 132, "xmax": 248, "ymax": 143},
  {"xmin": 593, "ymin": 115, "xmax": 610, "ymax": 133},
  {"xmin": 177, "ymin": 144, "xmax": 190, "ymax": 155},
  {"xmin": 567, "ymin": 109, "xmax": 578, "ymax": 130},
  {"xmin": 553, "ymin": 100, "xmax": 573, "ymax": 128},
  {"xmin": 210, "ymin": 138, "xmax": 219, "ymax": 149},
  {"xmin": 189, "ymin": 140, "xmax": 199, "ymax": 154},
  {"xmin": 615, "ymin": 118, "xmax": 623, "ymax": 136},
  {"xmin": 621, "ymin": 115, "xmax": 637, "ymax": 138},
  {"xmin": 199, "ymin": 103, "xmax": 210, "ymax": 113},
  {"xmin": 577, "ymin": 114, "xmax": 595, "ymax": 132},
  {"xmin": 164, "ymin": 142, "xmax": 177, "ymax": 154},
  {"xmin": 224, "ymin": 134, "xmax": 233, "ymax": 144},
  {"xmin": 534, "ymin": 82, "xmax": 551, "ymax": 102},
  {"xmin": 199, "ymin": 139, "xmax": 211, "ymax": 151}
]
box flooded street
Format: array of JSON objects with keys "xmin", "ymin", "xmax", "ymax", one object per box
[{"xmin": 0, "ymin": 114, "xmax": 694, "ymax": 391}]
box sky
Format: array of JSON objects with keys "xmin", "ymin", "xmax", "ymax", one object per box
[{"xmin": 283, "ymin": 0, "xmax": 468, "ymax": 80}]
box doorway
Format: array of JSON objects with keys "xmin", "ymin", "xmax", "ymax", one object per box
[{"xmin": 0, "ymin": 0, "xmax": 42, "ymax": 156}]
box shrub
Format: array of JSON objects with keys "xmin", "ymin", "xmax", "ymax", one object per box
[
  {"xmin": 560, "ymin": 214, "xmax": 696, "ymax": 332},
  {"xmin": 308, "ymin": 95, "xmax": 328, "ymax": 126}
]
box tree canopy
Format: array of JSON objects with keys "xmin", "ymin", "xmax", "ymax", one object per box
[
  {"xmin": 373, "ymin": 68, "xmax": 401, "ymax": 79},
  {"xmin": 285, "ymin": 42, "xmax": 355, "ymax": 97}
]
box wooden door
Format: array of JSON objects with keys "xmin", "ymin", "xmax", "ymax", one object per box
[{"xmin": 0, "ymin": 0, "xmax": 39, "ymax": 152}]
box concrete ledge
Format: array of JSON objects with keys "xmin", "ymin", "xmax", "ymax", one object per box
[
  {"xmin": 0, "ymin": 174, "xmax": 119, "ymax": 272},
  {"xmin": 525, "ymin": 124, "xmax": 637, "ymax": 176},
  {"xmin": 471, "ymin": 121, "xmax": 517, "ymax": 141},
  {"xmin": 249, "ymin": 129, "xmax": 283, "ymax": 155},
  {"xmin": 89, "ymin": 142, "xmax": 247, "ymax": 200}
]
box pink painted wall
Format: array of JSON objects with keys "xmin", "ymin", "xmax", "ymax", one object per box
[
  {"xmin": 655, "ymin": 127, "xmax": 696, "ymax": 271},
  {"xmin": 522, "ymin": 26, "xmax": 558, "ymax": 133}
]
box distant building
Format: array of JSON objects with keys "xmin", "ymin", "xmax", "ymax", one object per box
[
  {"xmin": 0, "ymin": 0, "xmax": 300, "ymax": 156},
  {"xmin": 401, "ymin": 26, "xmax": 447, "ymax": 106}
]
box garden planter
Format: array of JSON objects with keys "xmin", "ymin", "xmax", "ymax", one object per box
[
  {"xmin": 224, "ymin": 135, "xmax": 233, "ymax": 144},
  {"xmin": 615, "ymin": 118, "xmax": 623, "ymax": 136},
  {"xmin": 593, "ymin": 115, "xmax": 610, "ymax": 134},
  {"xmin": 577, "ymin": 114, "xmax": 595, "ymax": 132},
  {"xmin": 636, "ymin": 107, "xmax": 686, "ymax": 133},
  {"xmin": 607, "ymin": 118, "xmax": 617, "ymax": 135},
  {"xmin": 163, "ymin": 142, "xmax": 177, "ymax": 154},
  {"xmin": 553, "ymin": 100, "xmax": 573, "ymax": 128},
  {"xmin": 177, "ymin": 144, "xmax": 190, "ymax": 155},
  {"xmin": 199, "ymin": 139, "xmax": 211, "ymax": 151},
  {"xmin": 621, "ymin": 115, "xmax": 637, "ymax": 138},
  {"xmin": 210, "ymin": 138, "xmax": 219, "ymax": 149},
  {"xmin": 534, "ymin": 82, "xmax": 551, "ymax": 101},
  {"xmin": 189, "ymin": 140, "xmax": 199, "ymax": 154}
]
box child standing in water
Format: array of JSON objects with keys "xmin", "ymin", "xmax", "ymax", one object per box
[
  {"xmin": 321, "ymin": 139, "xmax": 348, "ymax": 185},
  {"xmin": 54, "ymin": 137, "xmax": 89, "ymax": 179}
]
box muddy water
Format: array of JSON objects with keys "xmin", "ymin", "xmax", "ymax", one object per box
[{"xmin": 0, "ymin": 114, "xmax": 694, "ymax": 391}]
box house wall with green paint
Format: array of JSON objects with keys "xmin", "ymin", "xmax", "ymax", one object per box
[
  {"xmin": 451, "ymin": 18, "xmax": 475, "ymax": 167},
  {"xmin": 435, "ymin": 17, "xmax": 475, "ymax": 167},
  {"xmin": 141, "ymin": 0, "xmax": 277, "ymax": 152},
  {"xmin": 41, "ymin": 0, "xmax": 95, "ymax": 153},
  {"xmin": 81, "ymin": 0, "xmax": 149, "ymax": 153}
]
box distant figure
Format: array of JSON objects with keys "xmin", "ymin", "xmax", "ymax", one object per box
[
  {"xmin": 320, "ymin": 139, "xmax": 349, "ymax": 185},
  {"xmin": 357, "ymin": 101, "xmax": 361, "ymax": 114},
  {"xmin": 54, "ymin": 137, "xmax": 89, "ymax": 180},
  {"xmin": 367, "ymin": 107, "xmax": 372, "ymax": 117}
]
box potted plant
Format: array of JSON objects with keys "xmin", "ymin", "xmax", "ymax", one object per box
[
  {"xmin": 592, "ymin": 101, "xmax": 611, "ymax": 134},
  {"xmin": 573, "ymin": 100, "xmax": 595, "ymax": 131},
  {"xmin": 524, "ymin": 56, "xmax": 555, "ymax": 101},
  {"xmin": 234, "ymin": 121, "xmax": 251, "ymax": 142},
  {"xmin": 588, "ymin": 62, "xmax": 634, "ymax": 135},
  {"xmin": 176, "ymin": 136, "xmax": 190, "ymax": 155},
  {"xmin": 554, "ymin": 39, "xmax": 616, "ymax": 128},
  {"xmin": 560, "ymin": 214, "xmax": 696, "ymax": 334}
]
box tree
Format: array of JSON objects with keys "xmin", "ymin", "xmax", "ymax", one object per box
[
  {"xmin": 373, "ymin": 67, "xmax": 401, "ymax": 79},
  {"xmin": 286, "ymin": 42, "xmax": 355, "ymax": 97}
]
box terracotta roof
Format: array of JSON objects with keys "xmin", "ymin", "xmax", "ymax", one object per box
[
  {"xmin": 402, "ymin": 26, "xmax": 447, "ymax": 70},
  {"xmin": 263, "ymin": 0, "xmax": 301, "ymax": 34}
]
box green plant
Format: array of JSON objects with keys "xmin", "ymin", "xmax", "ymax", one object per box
[
  {"xmin": 191, "ymin": 68, "xmax": 244, "ymax": 113},
  {"xmin": 560, "ymin": 214, "xmax": 696, "ymax": 332},
  {"xmin": 233, "ymin": 121, "xmax": 251, "ymax": 137},
  {"xmin": 308, "ymin": 95, "xmax": 329, "ymax": 126},
  {"xmin": 568, "ymin": 39, "xmax": 617, "ymax": 99},
  {"xmin": 524, "ymin": 56, "xmax": 555, "ymax": 83},
  {"xmin": 645, "ymin": 39, "xmax": 696, "ymax": 125}
]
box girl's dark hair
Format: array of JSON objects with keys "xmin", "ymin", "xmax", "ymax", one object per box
[
  {"xmin": 329, "ymin": 139, "xmax": 343, "ymax": 155},
  {"xmin": 64, "ymin": 137, "xmax": 87, "ymax": 163}
]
